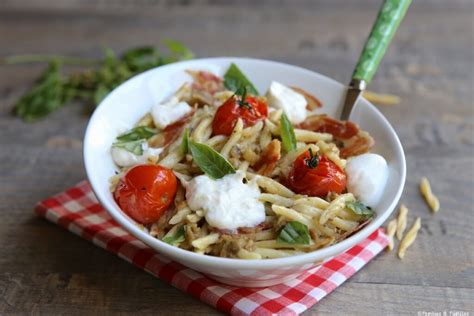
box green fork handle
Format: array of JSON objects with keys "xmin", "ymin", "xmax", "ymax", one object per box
[{"xmin": 352, "ymin": 0, "xmax": 412, "ymax": 84}]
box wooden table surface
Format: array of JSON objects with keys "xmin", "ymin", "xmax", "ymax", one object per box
[{"xmin": 0, "ymin": 1, "xmax": 473, "ymax": 314}]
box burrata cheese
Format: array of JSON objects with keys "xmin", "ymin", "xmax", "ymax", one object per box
[
  {"xmin": 345, "ymin": 153, "xmax": 389, "ymax": 207},
  {"xmin": 184, "ymin": 171, "xmax": 265, "ymax": 230}
]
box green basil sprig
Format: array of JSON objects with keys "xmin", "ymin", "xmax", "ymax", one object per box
[
  {"xmin": 112, "ymin": 126, "xmax": 156, "ymax": 155},
  {"xmin": 112, "ymin": 139, "xmax": 145, "ymax": 155},
  {"xmin": 188, "ymin": 141, "xmax": 235, "ymax": 179},
  {"xmin": 346, "ymin": 200, "xmax": 375, "ymax": 217},
  {"xmin": 180, "ymin": 128, "xmax": 189, "ymax": 155},
  {"xmin": 162, "ymin": 225, "xmax": 186, "ymax": 246},
  {"xmin": 277, "ymin": 221, "xmax": 310, "ymax": 245},
  {"xmin": 280, "ymin": 113, "xmax": 297, "ymax": 153},
  {"xmin": 224, "ymin": 63, "xmax": 259, "ymax": 96},
  {"xmin": 116, "ymin": 126, "xmax": 155, "ymax": 142},
  {"xmin": 5, "ymin": 40, "xmax": 193, "ymax": 122}
]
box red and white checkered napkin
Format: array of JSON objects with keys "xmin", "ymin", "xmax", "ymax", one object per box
[{"xmin": 35, "ymin": 180, "xmax": 388, "ymax": 316}]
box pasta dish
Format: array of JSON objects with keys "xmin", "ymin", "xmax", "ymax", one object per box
[{"xmin": 109, "ymin": 63, "xmax": 390, "ymax": 259}]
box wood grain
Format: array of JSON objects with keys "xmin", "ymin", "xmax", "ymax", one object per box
[{"xmin": 0, "ymin": 0, "xmax": 473, "ymax": 314}]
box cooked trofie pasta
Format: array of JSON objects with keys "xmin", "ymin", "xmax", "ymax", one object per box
[
  {"xmin": 396, "ymin": 204, "xmax": 409, "ymax": 240},
  {"xmin": 386, "ymin": 218, "xmax": 398, "ymax": 251},
  {"xmin": 398, "ymin": 217, "xmax": 421, "ymax": 259},
  {"xmin": 420, "ymin": 176, "xmax": 440, "ymax": 212},
  {"xmin": 362, "ymin": 90, "xmax": 400, "ymax": 105},
  {"xmin": 109, "ymin": 63, "xmax": 390, "ymax": 259}
]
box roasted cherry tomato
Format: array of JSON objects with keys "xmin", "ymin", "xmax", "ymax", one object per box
[
  {"xmin": 212, "ymin": 94, "xmax": 268, "ymax": 136},
  {"xmin": 114, "ymin": 165, "xmax": 177, "ymax": 224},
  {"xmin": 286, "ymin": 149, "xmax": 346, "ymax": 197}
]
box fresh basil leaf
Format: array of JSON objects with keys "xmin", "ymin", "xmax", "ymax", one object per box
[
  {"xmin": 224, "ymin": 63, "xmax": 259, "ymax": 96},
  {"xmin": 180, "ymin": 128, "xmax": 189, "ymax": 155},
  {"xmin": 162, "ymin": 225, "xmax": 186, "ymax": 246},
  {"xmin": 277, "ymin": 221, "xmax": 310, "ymax": 245},
  {"xmin": 112, "ymin": 139, "xmax": 144, "ymax": 155},
  {"xmin": 280, "ymin": 113, "xmax": 297, "ymax": 153},
  {"xmin": 116, "ymin": 126, "xmax": 155, "ymax": 142},
  {"xmin": 346, "ymin": 200, "xmax": 374, "ymax": 217},
  {"xmin": 188, "ymin": 141, "xmax": 235, "ymax": 179}
]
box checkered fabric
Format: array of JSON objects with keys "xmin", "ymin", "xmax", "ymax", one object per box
[{"xmin": 35, "ymin": 180, "xmax": 388, "ymax": 315}]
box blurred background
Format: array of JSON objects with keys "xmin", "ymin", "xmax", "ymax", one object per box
[{"xmin": 0, "ymin": 0, "xmax": 472, "ymax": 315}]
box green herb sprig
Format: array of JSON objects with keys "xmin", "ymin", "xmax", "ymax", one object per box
[
  {"xmin": 346, "ymin": 200, "xmax": 375, "ymax": 218},
  {"xmin": 180, "ymin": 128, "xmax": 190, "ymax": 155},
  {"xmin": 116, "ymin": 126, "xmax": 155, "ymax": 142},
  {"xmin": 188, "ymin": 141, "xmax": 235, "ymax": 179},
  {"xmin": 112, "ymin": 139, "xmax": 145, "ymax": 156},
  {"xmin": 112, "ymin": 126, "xmax": 156, "ymax": 155},
  {"xmin": 3, "ymin": 40, "xmax": 193, "ymax": 122},
  {"xmin": 224, "ymin": 63, "xmax": 259, "ymax": 96},
  {"xmin": 277, "ymin": 221, "xmax": 310, "ymax": 245},
  {"xmin": 280, "ymin": 113, "xmax": 297, "ymax": 153},
  {"xmin": 162, "ymin": 225, "xmax": 186, "ymax": 246}
]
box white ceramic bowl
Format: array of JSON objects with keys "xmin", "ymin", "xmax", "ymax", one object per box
[{"xmin": 84, "ymin": 57, "xmax": 406, "ymax": 287}]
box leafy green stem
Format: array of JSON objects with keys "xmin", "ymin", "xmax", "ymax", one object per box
[{"xmin": 8, "ymin": 40, "xmax": 194, "ymax": 122}]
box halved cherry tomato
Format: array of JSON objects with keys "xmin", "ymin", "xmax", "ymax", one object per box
[
  {"xmin": 114, "ymin": 165, "xmax": 177, "ymax": 224},
  {"xmin": 286, "ymin": 150, "xmax": 346, "ymax": 197},
  {"xmin": 212, "ymin": 95, "xmax": 268, "ymax": 136}
]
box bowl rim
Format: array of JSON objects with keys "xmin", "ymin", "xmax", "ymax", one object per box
[{"xmin": 84, "ymin": 57, "xmax": 406, "ymax": 269}]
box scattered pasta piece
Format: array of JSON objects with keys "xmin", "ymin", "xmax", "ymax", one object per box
[
  {"xmin": 294, "ymin": 196, "xmax": 330, "ymax": 209},
  {"xmin": 386, "ymin": 219, "xmax": 397, "ymax": 251},
  {"xmin": 254, "ymin": 175, "xmax": 295, "ymax": 198},
  {"xmin": 259, "ymin": 193, "xmax": 294, "ymax": 207},
  {"xmin": 255, "ymin": 230, "xmax": 276, "ymax": 241},
  {"xmin": 272, "ymin": 205, "xmax": 314, "ymax": 228},
  {"xmin": 237, "ymin": 248, "xmax": 262, "ymax": 259},
  {"xmin": 192, "ymin": 233, "xmax": 220, "ymax": 250},
  {"xmin": 398, "ymin": 217, "xmax": 421, "ymax": 259},
  {"xmin": 420, "ymin": 177, "xmax": 440, "ymax": 212},
  {"xmin": 292, "ymin": 204, "xmax": 322, "ymax": 217},
  {"xmin": 169, "ymin": 207, "xmax": 192, "ymax": 225},
  {"xmin": 220, "ymin": 118, "xmax": 243, "ymax": 159},
  {"xmin": 294, "ymin": 129, "xmax": 333, "ymax": 143},
  {"xmin": 396, "ymin": 204, "xmax": 408, "ymax": 240},
  {"xmin": 186, "ymin": 213, "xmax": 202, "ymax": 223},
  {"xmin": 319, "ymin": 193, "xmax": 354, "ymax": 225},
  {"xmin": 332, "ymin": 217, "xmax": 359, "ymax": 231},
  {"xmin": 363, "ymin": 90, "xmax": 400, "ymax": 105}
]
